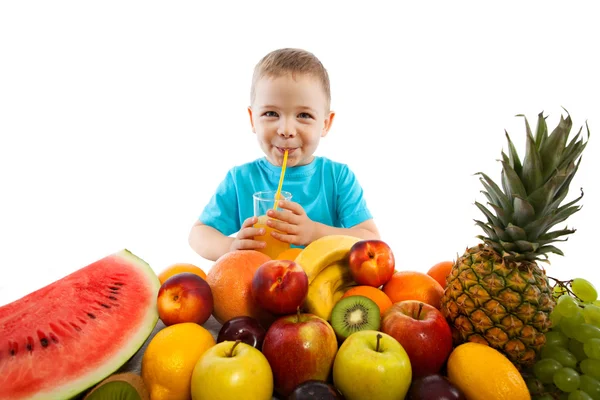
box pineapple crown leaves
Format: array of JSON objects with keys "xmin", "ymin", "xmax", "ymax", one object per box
[{"xmin": 473, "ymin": 109, "xmax": 590, "ymax": 262}]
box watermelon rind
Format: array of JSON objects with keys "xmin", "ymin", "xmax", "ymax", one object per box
[
  {"xmin": 58, "ymin": 250, "xmax": 161, "ymax": 400},
  {"xmin": 0, "ymin": 249, "xmax": 161, "ymax": 400}
]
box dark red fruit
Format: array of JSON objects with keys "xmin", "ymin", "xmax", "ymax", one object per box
[
  {"xmin": 216, "ymin": 316, "xmax": 266, "ymax": 350},
  {"xmin": 407, "ymin": 374, "xmax": 466, "ymax": 400},
  {"xmin": 288, "ymin": 380, "xmax": 345, "ymax": 400}
]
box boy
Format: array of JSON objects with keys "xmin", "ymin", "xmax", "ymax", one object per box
[{"xmin": 189, "ymin": 48, "xmax": 380, "ymax": 261}]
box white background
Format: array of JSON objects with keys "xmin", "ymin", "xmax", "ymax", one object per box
[{"xmin": 1, "ymin": 1, "xmax": 599, "ymax": 307}]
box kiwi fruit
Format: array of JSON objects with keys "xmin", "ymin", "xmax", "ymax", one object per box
[
  {"xmin": 83, "ymin": 372, "xmax": 150, "ymax": 400},
  {"xmin": 330, "ymin": 295, "xmax": 380, "ymax": 340}
]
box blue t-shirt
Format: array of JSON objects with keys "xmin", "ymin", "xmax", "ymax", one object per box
[{"xmin": 199, "ymin": 156, "xmax": 373, "ymax": 237}]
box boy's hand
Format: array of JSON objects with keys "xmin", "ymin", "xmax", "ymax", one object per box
[
  {"xmin": 266, "ymin": 200, "xmax": 317, "ymax": 246},
  {"xmin": 229, "ymin": 216, "xmax": 266, "ymax": 252}
]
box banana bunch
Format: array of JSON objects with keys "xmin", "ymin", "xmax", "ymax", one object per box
[
  {"xmin": 303, "ymin": 260, "xmax": 356, "ymax": 320},
  {"xmin": 294, "ymin": 235, "xmax": 362, "ymax": 321}
]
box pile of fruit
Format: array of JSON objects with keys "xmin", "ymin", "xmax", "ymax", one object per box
[
  {"xmin": 136, "ymin": 238, "xmax": 457, "ymax": 399},
  {"xmin": 0, "ymin": 109, "xmax": 594, "ymax": 400},
  {"xmin": 143, "ymin": 235, "xmax": 539, "ymax": 400}
]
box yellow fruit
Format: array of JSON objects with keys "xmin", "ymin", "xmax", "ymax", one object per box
[
  {"xmin": 294, "ymin": 234, "xmax": 361, "ymax": 283},
  {"xmin": 141, "ymin": 322, "xmax": 216, "ymax": 400},
  {"xmin": 191, "ymin": 341, "xmax": 273, "ymax": 400},
  {"xmin": 303, "ymin": 260, "xmax": 356, "ymax": 320},
  {"xmin": 447, "ymin": 342, "xmax": 530, "ymax": 400},
  {"xmin": 158, "ymin": 263, "xmax": 207, "ymax": 285}
]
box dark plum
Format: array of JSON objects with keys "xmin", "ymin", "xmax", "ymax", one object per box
[
  {"xmin": 288, "ymin": 380, "xmax": 345, "ymax": 400},
  {"xmin": 407, "ymin": 374, "xmax": 466, "ymax": 400},
  {"xmin": 216, "ymin": 316, "xmax": 266, "ymax": 350}
]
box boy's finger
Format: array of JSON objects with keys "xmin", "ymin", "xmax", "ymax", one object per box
[
  {"xmin": 241, "ymin": 216, "xmax": 258, "ymax": 228},
  {"xmin": 267, "ymin": 219, "xmax": 297, "ymax": 235},
  {"xmin": 267, "ymin": 209, "xmax": 297, "ymax": 224},
  {"xmin": 277, "ymin": 200, "xmax": 303, "ymax": 215},
  {"xmin": 270, "ymin": 231, "xmax": 295, "ymax": 244},
  {"xmin": 239, "ymin": 226, "xmax": 265, "ymax": 238},
  {"xmin": 236, "ymin": 239, "xmax": 266, "ymax": 250}
]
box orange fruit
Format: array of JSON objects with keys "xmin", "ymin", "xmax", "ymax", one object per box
[
  {"xmin": 426, "ymin": 260, "xmax": 454, "ymax": 288},
  {"xmin": 141, "ymin": 322, "xmax": 216, "ymax": 400},
  {"xmin": 206, "ymin": 250, "xmax": 275, "ymax": 327},
  {"xmin": 382, "ymin": 271, "xmax": 445, "ymax": 309},
  {"xmin": 341, "ymin": 286, "xmax": 393, "ymax": 315},
  {"xmin": 158, "ymin": 263, "xmax": 207, "ymax": 285},
  {"xmin": 276, "ymin": 247, "xmax": 303, "ymax": 261}
]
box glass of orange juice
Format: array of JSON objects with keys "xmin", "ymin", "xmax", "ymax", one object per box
[{"xmin": 253, "ymin": 190, "xmax": 292, "ymax": 259}]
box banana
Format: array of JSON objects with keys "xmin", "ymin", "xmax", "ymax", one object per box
[
  {"xmin": 303, "ymin": 260, "xmax": 357, "ymax": 321},
  {"xmin": 294, "ymin": 234, "xmax": 362, "ymax": 283},
  {"xmin": 331, "ymin": 284, "xmax": 354, "ymax": 305}
]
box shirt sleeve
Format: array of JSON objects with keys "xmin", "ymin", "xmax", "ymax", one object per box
[
  {"xmin": 336, "ymin": 165, "xmax": 373, "ymax": 228},
  {"xmin": 198, "ymin": 170, "xmax": 241, "ymax": 236}
]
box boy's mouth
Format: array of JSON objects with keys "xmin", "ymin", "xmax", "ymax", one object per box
[{"xmin": 275, "ymin": 146, "xmax": 297, "ymax": 154}]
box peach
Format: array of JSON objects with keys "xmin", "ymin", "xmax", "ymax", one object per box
[
  {"xmin": 157, "ymin": 272, "xmax": 213, "ymax": 326},
  {"xmin": 251, "ymin": 260, "xmax": 309, "ymax": 315},
  {"xmin": 348, "ymin": 240, "xmax": 395, "ymax": 287}
]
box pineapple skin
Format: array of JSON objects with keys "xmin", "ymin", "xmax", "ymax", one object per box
[{"xmin": 441, "ymin": 243, "xmax": 555, "ymax": 368}]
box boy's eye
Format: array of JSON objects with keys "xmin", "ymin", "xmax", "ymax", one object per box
[
  {"xmin": 298, "ymin": 112, "xmax": 313, "ymax": 119},
  {"xmin": 264, "ymin": 111, "xmax": 278, "ymax": 117}
]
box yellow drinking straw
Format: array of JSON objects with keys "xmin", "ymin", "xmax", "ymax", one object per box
[{"xmin": 273, "ymin": 149, "xmax": 289, "ymax": 209}]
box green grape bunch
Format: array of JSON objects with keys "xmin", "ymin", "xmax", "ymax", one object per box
[{"xmin": 525, "ymin": 277, "xmax": 600, "ymax": 399}]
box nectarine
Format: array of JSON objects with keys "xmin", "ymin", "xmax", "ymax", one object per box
[{"xmin": 157, "ymin": 272, "xmax": 213, "ymax": 326}]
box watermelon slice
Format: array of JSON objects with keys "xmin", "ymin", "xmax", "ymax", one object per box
[{"xmin": 0, "ymin": 249, "xmax": 160, "ymax": 400}]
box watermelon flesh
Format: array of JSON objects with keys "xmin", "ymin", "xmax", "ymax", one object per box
[{"xmin": 0, "ymin": 250, "xmax": 160, "ymax": 400}]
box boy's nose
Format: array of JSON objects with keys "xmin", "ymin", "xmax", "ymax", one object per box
[{"xmin": 277, "ymin": 119, "xmax": 296, "ymax": 137}]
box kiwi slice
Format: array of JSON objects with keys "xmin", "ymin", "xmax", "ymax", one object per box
[
  {"xmin": 84, "ymin": 372, "xmax": 149, "ymax": 400},
  {"xmin": 330, "ymin": 295, "xmax": 380, "ymax": 340}
]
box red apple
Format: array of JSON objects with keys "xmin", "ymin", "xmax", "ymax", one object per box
[
  {"xmin": 157, "ymin": 272, "xmax": 213, "ymax": 326},
  {"xmin": 348, "ymin": 240, "xmax": 395, "ymax": 287},
  {"xmin": 381, "ymin": 300, "xmax": 453, "ymax": 378},
  {"xmin": 251, "ymin": 259, "xmax": 309, "ymax": 315},
  {"xmin": 262, "ymin": 311, "xmax": 338, "ymax": 398}
]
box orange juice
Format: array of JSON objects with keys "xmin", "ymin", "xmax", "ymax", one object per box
[{"xmin": 254, "ymin": 215, "xmax": 290, "ymax": 259}]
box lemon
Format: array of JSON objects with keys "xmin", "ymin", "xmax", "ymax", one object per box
[
  {"xmin": 141, "ymin": 322, "xmax": 216, "ymax": 400},
  {"xmin": 447, "ymin": 342, "xmax": 530, "ymax": 400}
]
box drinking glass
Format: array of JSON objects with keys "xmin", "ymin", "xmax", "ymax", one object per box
[{"xmin": 253, "ymin": 190, "xmax": 292, "ymax": 259}]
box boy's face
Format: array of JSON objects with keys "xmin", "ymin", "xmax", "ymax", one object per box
[{"xmin": 248, "ymin": 73, "xmax": 335, "ymax": 167}]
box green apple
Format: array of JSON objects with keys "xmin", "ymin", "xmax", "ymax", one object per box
[
  {"xmin": 332, "ymin": 330, "xmax": 412, "ymax": 400},
  {"xmin": 191, "ymin": 340, "xmax": 273, "ymax": 400}
]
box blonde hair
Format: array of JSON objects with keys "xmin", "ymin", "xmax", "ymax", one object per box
[{"xmin": 250, "ymin": 48, "xmax": 331, "ymax": 110}]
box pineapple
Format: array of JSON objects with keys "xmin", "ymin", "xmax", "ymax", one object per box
[{"xmin": 440, "ymin": 110, "xmax": 590, "ymax": 369}]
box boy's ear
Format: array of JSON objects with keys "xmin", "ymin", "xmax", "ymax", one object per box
[
  {"xmin": 321, "ymin": 111, "xmax": 335, "ymax": 137},
  {"xmin": 248, "ymin": 106, "xmax": 256, "ymax": 133}
]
